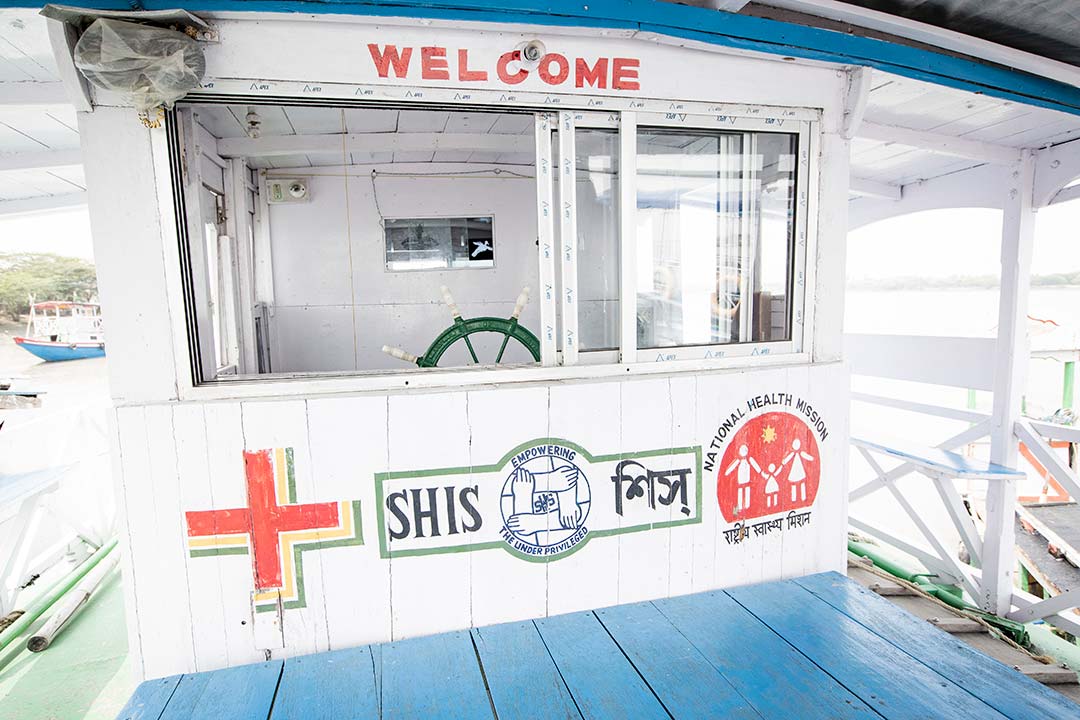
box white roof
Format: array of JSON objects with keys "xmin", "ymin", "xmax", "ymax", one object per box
[
  {"xmin": 852, "ymin": 69, "xmax": 1080, "ymax": 189},
  {"xmin": 0, "ymin": 8, "xmax": 84, "ymax": 216},
  {"xmin": 2, "ymin": 7, "xmax": 1080, "ymax": 217}
]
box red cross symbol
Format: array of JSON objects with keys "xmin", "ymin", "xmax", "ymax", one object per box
[{"xmin": 185, "ymin": 449, "xmax": 341, "ymax": 591}]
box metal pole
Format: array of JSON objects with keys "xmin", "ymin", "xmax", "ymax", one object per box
[
  {"xmin": 1064, "ymin": 361, "xmax": 1075, "ymax": 410},
  {"xmin": 27, "ymin": 551, "xmax": 120, "ymax": 652},
  {"xmin": 0, "ymin": 539, "xmax": 117, "ymax": 653}
]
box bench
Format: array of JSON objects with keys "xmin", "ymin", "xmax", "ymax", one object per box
[{"xmin": 851, "ymin": 436, "xmax": 1026, "ymax": 482}]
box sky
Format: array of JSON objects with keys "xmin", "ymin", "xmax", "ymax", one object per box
[
  {"xmin": 0, "ymin": 195, "xmax": 1078, "ymax": 281},
  {"xmin": 0, "ymin": 207, "xmax": 96, "ymax": 261},
  {"xmin": 847, "ymin": 198, "xmax": 1080, "ymax": 281}
]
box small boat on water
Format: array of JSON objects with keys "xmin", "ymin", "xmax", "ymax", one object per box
[{"xmin": 13, "ymin": 301, "xmax": 106, "ymax": 362}]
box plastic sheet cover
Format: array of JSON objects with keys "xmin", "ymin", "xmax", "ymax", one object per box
[{"xmin": 73, "ymin": 18, "xmax": 206, "ymax": 111}]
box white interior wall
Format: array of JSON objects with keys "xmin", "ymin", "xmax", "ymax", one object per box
[
  {"xmin": 267, "ymin": 163, "xmax": 540, "ymax": 371},
  {"xmin": 267, "ymin": 160, "xmax": 621, "ymax": 370}
]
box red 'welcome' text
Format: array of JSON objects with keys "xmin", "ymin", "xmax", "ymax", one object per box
[{"xmin": 367, "ymin": 44, "xmax": 640, "ymax": 91}]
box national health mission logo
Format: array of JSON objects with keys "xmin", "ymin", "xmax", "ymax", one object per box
[{"xmin": 704, "ymin": 393, "xmax": 830, "ymax": 545}]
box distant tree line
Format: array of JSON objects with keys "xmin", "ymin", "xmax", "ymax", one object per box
[
  {"xmin": 849, "ymin": 270, "xmax": 1080, "ymax": 291},
  {"xmin": 0, "ymin": 253, "xmax": 98, "ymax": 321}
]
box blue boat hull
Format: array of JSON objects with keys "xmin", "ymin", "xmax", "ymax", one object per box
[{"xmin": 14, "ymin": 338, "xmax": 106, "ymax": 362}]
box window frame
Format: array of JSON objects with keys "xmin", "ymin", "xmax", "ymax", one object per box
[
  {"xmin": 618, "ymin": 111, "xmax": 812, "ymax": 365},
  {"xmin": 161, "ymin": 96, "xmax": 819, "ymax": 399}
]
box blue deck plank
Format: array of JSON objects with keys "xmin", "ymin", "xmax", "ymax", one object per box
[
  {"xmin": 471, "ymin": 621, "xmax": 581, "ymax": 720},
  {"xmin": 114, "ymin": 674, "xmax": 182, "ymax": 720},
  {"xmin": 796, "ymin": 572, "xmax": 1080, "ymax": 720},
  {"xmin": 655, "ymin": 589, "xmax": 877, "ymax": 720},
  {"xmin": 158, "ymin": 660, "xmax": 282, "ymax": 720},
  {"xmin": 595, "ymin": 601, "xmax": 762, "ymax": 720},
  {"xmin": 269, "ymin": 646, "xmax": 379, "ymax": 720},
  {"xmin": 728, "ymin": 579, "xmax": 1011, "ymax": 720},
  {"xmin": 379, "ymin": 629, "xmax": 494, "ymax": 720},
  {"xmin": 534, "ymin": 611, "xmax": 669, "ymax": 720}
]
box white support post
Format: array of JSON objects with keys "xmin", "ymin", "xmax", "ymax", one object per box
[{"xmin": 984, "ymin": 150, "xmax": 1037, "ymax": 615}]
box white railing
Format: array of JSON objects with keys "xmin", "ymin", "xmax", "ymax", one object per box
[
  {"xmin": 847, "ymin": 333, "xmax": 1080, "ymax": 634},
  {"xmin": 1009, "ymin": 419, "xmax": 1080, "ymax": 632}
]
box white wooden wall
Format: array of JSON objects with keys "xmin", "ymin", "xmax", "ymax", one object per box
[
  {"xmin": 74, "ymin": 14, "xmax": 853, "ymax": 681},
  {"xmin": 113, "ymin": 362, "xmax": 847, "ymax": 678}
]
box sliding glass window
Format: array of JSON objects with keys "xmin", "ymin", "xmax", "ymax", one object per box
[{"xmin": 634, "ymin": 127, "xmax": 798, "ymax": 351}]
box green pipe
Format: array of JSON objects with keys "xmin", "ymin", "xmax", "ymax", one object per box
[
  {"xmin": 848, "ymin": 539, "xmax": 1028, "ymax": 643},
  {"xmin": 0, "ymin": 539, "xmax": 118, "ymax": 653},
  {"xmin": 1028, "ymin": 622, "xmax": 1080, "ymax": 675},
  {"xmin": 1064, "ymin": 361, "xmax": 1075, "ymax": 410}
]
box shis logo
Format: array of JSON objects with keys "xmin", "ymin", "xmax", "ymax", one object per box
[{"xmin": 716, "ymin": 411, "xmax": 820, "ymax": 523}]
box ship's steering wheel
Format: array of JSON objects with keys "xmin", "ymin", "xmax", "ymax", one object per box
[{"xmin": 382, "ymin": 286, "xmax": 541, "ymax": 368}]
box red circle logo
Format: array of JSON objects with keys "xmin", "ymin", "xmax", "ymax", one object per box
[{"xmin": 716, "ymin": 411, "xmax": 820, "ymax": 523}]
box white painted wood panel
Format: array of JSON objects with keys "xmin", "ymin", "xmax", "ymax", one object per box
[
  {"xmin": 616, "ymin": 378, "xmax": 672, "ymax": 605},
  {"xmin": 386, "ymin": 391, "xmax": 473, "ymax": 639},
  {"xmin": 173, "ymin": 403, "xmax": 231, "ymax": 672},
  {"xmin": 545, "ymin": 382, "xmax": 621, "ymax": 615},
  {"xmin": 117, "ymin": 362, "xmax": 848, "ymax": 678},
  {"xmin": 306, "ymin": 395, "xmax": 392, "ymax": 649},
  {"xmin": 78, "ymin": 108, "xmax": 178, "ymax": 404},
  {"xmin": 465, "ymin": 386, "xmax": 550, "ymax": 626}
]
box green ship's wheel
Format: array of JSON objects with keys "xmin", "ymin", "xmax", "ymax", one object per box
[{"xmin": 383, "ymin": 286, "xmax": 540, "ymax": 368}]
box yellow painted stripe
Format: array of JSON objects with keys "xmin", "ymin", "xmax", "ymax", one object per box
[
  {"xmin": 188, "ymin": 534, "xmax": 250, "ymax": 549},
  {"xmin": 253, "ymin": 501, "xmax": 354, "ymax": 604}
]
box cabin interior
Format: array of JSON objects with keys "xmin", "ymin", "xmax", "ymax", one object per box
[{"xmin": 177, "ymin": 102, "xmax": 798, "ymax": 380}]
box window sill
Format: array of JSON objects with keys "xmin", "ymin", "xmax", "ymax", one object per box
[{"xmin": 162, "ymin": 351, "xmax": 821, "ymax": 405}]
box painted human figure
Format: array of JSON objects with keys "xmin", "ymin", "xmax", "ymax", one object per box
[
  {"xmin": 781, "ymin": 438, "xmax": 815, "ymax": 502},
  {"xmin": 724, "ymin": 444, "xmax": 761, "ymax": 513},
  {"xmin": 763, "ymin": 463, "xmax": 780, "ymax": 508},
  {"xmin": 507, "ymin": 464, "xmax": 580, "ymax": 540}
]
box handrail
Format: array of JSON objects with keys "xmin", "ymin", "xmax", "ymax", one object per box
[
  {"xmin": 851, "ymin": 391, "xmax": 991, "ymax": 423},
  {"xmin": 1027, "ymin": 419, "xmax": 1080, "ymax": 445},
  {"xmin": 1014, "ymin": 420, "xmax": 1080, "ymax": 500}
]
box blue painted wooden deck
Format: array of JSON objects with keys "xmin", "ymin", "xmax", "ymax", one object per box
[{"xmin": 116, "ymin": 572, "xmax": 1080, "ymax": 719}]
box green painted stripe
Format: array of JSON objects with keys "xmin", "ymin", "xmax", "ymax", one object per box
[{"xmin": 190, "ymin": 546, "xmax": 250, "ymax": 558}]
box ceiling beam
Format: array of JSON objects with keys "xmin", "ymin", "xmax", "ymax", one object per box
[
  {"xmin": 0, "ymin": 82, "xmax": 70, "ymax": 109},
  {"xmin": 0, "ymin": 192, "xmax": 87, "ymax": 217},
  {"xmin": 1033, "ymin": 137, "xmax": 1080, "ymax": 207},
  {"xmin": 858, "ymin": 121, "xmax": 1022, "ymax": 165},
  {"xmin": 1048, "ymin": 183, "xmax": 1080, "ymax": 207},
  {"xmin": 849, "ymin": 177, "xmax": 901, "ymax": 201},
  {"xmin": 0, "ymin": 149, "xmax": 82, "ymax": 173},
  {"xmin": 217, "ymin": 133, "xmax": 533, "ymax": 158}
]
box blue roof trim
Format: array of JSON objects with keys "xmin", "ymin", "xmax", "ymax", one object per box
[{"xmin": 14, "ymin": 0, "xmax": 1080, "ymax": 117}]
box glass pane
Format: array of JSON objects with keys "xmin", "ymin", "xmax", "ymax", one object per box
[
  {"xmin": 635, "ymin": 128, "xmax": 796, "ymax": 349},
  {"xmin": 177, "ymin": 103, "xmax": 542, "ymax": 380},
  {"xmin": 576, "ymin": 129, "xmax": 620, "ymax": 352},
  {"xmin": 385, "ymin": 216, "xmax": 495, "ymax": 271}
]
